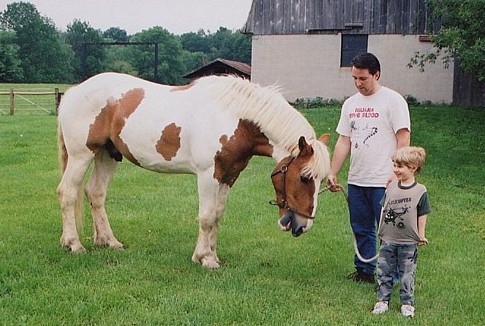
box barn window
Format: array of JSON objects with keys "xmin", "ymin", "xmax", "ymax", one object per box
[{"xmin": 341, "ymin": 34, "xmax": 368, "ymax": 67}]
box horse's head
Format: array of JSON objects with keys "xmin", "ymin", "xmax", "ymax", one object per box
[{"xmin": 271, "ymin": 134, "xmax": 330, "ymax": 237}]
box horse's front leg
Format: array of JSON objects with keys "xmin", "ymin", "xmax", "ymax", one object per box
[
  {"xmin": 207, "ymin": 184, "xmax": 230, "ymax": 264},
  {"xmin": 192, "ymin": 173, "xmax": 229, "ymax": 269}
]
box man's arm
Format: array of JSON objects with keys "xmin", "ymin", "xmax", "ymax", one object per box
[
  {"xmin": 327, "ymin": 135, "xmax": 351, "ymax": 191},
  {"xmin": 396, "ymin": 128, "xmax": 411, "ymax": 148},
  {"xmin": 386, "ymin": 128, "xmax": 411, "ymax": 186}
]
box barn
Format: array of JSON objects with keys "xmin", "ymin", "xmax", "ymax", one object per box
[{"xmin": 242, "ymin": 0, "xmax": 454, "ymax": 104}]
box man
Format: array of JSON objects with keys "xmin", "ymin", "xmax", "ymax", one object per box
[{"xmin": 327, "ymin": 53, "xmax": 410, "ymax": 283}]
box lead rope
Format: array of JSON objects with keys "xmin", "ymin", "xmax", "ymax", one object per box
[{"xmin": 319, "ymin": 185, "xmax": 379, "ymax": 263}]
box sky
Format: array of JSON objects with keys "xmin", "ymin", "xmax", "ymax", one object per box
[{"xmin": 1, "ymin": 0, "xmax": 253, "ymax": 35}]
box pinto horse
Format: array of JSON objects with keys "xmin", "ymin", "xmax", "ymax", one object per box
[{"xmin": 57, "ymin": 72, "xmax": 330, "ymax": 268}]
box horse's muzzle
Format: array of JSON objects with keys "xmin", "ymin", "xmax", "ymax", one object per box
[{"xmin": 278, "ymin": 211, "xmax": 307, "ymax": 237}]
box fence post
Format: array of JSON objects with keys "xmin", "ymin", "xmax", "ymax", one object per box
[
  {"xmin": 9, "ymin": 89, "xmax": 14, "ymax": 115},
  {"xmin": 55, "ymin": 88, "xmax": 61, "ymax": 115}
]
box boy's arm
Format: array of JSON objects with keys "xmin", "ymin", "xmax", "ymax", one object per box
[{"xmin": 417, "ymin": 214, "xmax": 428, "ymax": 246}]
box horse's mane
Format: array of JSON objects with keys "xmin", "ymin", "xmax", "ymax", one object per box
[{"xmin": 195, "ymin": 75, "xmax": 330, "ymax": 179}]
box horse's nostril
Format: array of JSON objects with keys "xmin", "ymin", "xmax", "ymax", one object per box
[
  {"xmin": 292, "ymin": 226, "xmax": 304, "ymax": 237},
  {"xmin": 279, "ymin": 211, "xmax": 294, "ymax": 230}
]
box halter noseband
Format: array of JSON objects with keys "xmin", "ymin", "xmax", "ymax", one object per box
[{"xmin": 270, "ymin": 156, "xmax": 315, "ymax": 220}]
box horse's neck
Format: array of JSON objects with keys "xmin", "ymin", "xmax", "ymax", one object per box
[
  {"xmin": 243, "ymin": 121, "xmax": 291, "ymax": 161},
  {"xmin": 270, "ymin": 145, "xmax": 291, "ymax": 162}
]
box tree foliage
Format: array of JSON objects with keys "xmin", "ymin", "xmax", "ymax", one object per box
[
  {"xmin": 411, "ymin": 0, "xmax": 485, "ymax": 81},
  {"xmin": 65, "ymin": 20, "xmax": 105, "ymax": 79},
  {"xmin": 0, "ymin": 2, "xmax": 73, "ymax": 82},
  {"xmin": 129, "ymin": 27, "xmax": 187, "ymax": 84},
  {"xmin": 0, "ymin": 30, "xmax": 23, "ymax": 81},
  {"xmin": 0, "ymin": 2, "xmax": 251, "ymax": 84}
]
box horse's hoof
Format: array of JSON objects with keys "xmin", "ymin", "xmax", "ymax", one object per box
[
  {"xmin": 61, "ymin": 237, "xmax": 86, "ymax": 253},
  {"xmin": 110, "ymin": 242, "xmax": 124, "ymax": 250},
  {"xmin": 201, "ymin": 257, "xmax": 220, "ymax": 269},
  {"xmin": 94, "ymin": 238, "xmax": 124, "ymax": 250},
  {"xmin": 70, "ymin": 244, "xmax": 87, "ymax": 253}
]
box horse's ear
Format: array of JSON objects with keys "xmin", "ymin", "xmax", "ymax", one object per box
[
  {"xmin": 319, "ymin": 133, "xmax": 331, "ymax": 146},
  {"xmin": 298, "ymin": 136, "xmax": 313, "ymax": 156}
]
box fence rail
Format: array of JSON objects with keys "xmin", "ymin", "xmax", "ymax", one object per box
[{"xmin": 0, "ymin": 89, "xmax": 63, "ymax": 115}]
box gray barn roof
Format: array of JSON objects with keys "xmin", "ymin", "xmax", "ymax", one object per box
[{"xmin": 243, "ymin": 0, "xmax": 439, "ymax": 35}]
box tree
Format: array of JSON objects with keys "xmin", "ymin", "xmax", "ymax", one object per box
[
  {"xmin": 0, "ymin": 2, "xmax": 74, "ymax": 82},
  {"xmin": 0, "ymin": 30, "xmax": 23, "ymax": 81},
  {"xmin": 180, "ymin": 28, "xmax": 251, "ymax": 65},
  {"xmin": 410, "ymin": 0, "xmax": 485, "ymax": 81},
  {"xmin": 0, "ymin": 2, "xmax": 72, "ymax": 83},
  {"xmin": 129, "ymin": 27, "xmax": 186, "ymax": 84},
  {"xmin": 103, "ymin": 27, "xmax": 128, "ymax": 42},
  {"xmin": 65, "ymin": 20, "xmax": 105, "ymax": 81}
]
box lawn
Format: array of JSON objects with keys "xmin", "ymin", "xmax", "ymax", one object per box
[{"xmin": 0, "ymin": 104, "xmax": 484, "ymax": 325}]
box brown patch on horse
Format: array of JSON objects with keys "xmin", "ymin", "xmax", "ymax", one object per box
[
  {"xmin": 156, "ymin": 123, "xmax": 182, "ymax": 161},
  {"xmin": 213, "ymin": 119, "xmax": 272, "ymax": 187},
  {"xmin": 170, "ymin": 83, "xmax": 194, "ymax": 92},
  {"xmin": 86, "ymin": 88, "xmax": 145, "ymax": 165}
]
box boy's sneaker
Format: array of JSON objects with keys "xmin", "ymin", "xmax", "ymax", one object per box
[
  {"xmin": 401, "ymin": 304, "xmax": 415, "ymax": 317},
  {"xmin": 372, "ymin": 301, "xmax": 389, "ymax": 314}
]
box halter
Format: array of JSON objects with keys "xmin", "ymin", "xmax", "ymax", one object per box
[{"xmin": 269, "ymin": 156, "xmax": 315, "ymax": 220}]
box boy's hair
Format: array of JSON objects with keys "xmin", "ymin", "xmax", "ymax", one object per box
[
  {"xmin": 392, "ymin": 146, "xmax": 426, "ymax": 173},
  {"xmin": 351, "ymin": 53, "xmax": 381, "ymax": 76}
]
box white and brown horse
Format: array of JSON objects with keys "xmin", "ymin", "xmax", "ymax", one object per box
[{"xmin": 57, "ymin": 72, "xmax": 330, "ymax": 268}]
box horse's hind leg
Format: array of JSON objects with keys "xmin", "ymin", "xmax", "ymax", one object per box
[
  {"xmin": 85, "ymin": 149, "xmax": 123, "ymax": 249},
  {"xmin": 57, "ymin": 152, "xmax": 93, "ymax": 253}
]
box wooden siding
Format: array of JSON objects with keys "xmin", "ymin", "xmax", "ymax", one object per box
[
  {"xmin": 243, "ymin": 0, "xmax": 437, "ymax": 35},
  {"xmin": 453, "ymin": 62, "xmax": 485, "ymax": 108}
]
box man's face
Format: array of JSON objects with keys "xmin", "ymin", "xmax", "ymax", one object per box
[{"xmin": 351, "ymin": 67, "xmax": 380, "ymax": 96}]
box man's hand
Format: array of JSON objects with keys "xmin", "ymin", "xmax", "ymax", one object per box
[{"xmin": 326, "ymin": 175, "xmax": 342, "ymax": 192}]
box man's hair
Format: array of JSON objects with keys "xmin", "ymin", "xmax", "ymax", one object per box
[
  {"xmin": 392, "ymin": 146, "xmax": 427, "ymax": 173},
  {"xmin": 351, "ymin": 53, "xmax": 381, "ymax": 76}
]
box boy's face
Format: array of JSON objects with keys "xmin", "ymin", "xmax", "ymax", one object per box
[
  {"xmin": 393, "ymin": 162, "xmax": 417, "ymax": 182},
  {"xmin": 351, "ymin": 67, "xmax": 380, "ymax": 96}
]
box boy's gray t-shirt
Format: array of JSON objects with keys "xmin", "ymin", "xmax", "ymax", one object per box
[{"xmin": 378, "ymin": 180, "xmax": 431, "ymax": 244}]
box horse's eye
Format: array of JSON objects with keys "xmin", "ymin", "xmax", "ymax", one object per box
[{"xmin": 300, "ymin": 176, "xmax": 311, "ymax": 184}]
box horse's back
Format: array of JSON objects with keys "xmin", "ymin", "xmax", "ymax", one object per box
[{"xmin": 58, "ymin": 73, "xmax": 240, "ymax": 173}]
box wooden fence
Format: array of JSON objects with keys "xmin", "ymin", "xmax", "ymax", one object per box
[{"xmin": 0, "ymin": 88, "xmax": 63, "ymax": 115}]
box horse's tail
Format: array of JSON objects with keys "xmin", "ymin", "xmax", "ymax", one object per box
[{"xmin": 57, "ymin": 122, "xmax": 84, "ymax": 232}]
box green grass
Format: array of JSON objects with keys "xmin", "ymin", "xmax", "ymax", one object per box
[{"xmin": 0, "ymin": 105, "xmax": 484, "ymax": 325}]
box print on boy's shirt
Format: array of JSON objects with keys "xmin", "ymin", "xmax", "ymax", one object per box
[{"xmin": 383, "ymin": 203, "xmax": 410, "ymax": 229}]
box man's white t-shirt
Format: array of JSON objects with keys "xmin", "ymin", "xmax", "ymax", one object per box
[{"xmin": 336, "ymin": 86, "xmax": 410, "ymax": 187}]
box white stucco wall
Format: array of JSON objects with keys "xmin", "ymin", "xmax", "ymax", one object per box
[{"xmin": 250, "ymin": 34, "xmax": 454, "ymax": 104}]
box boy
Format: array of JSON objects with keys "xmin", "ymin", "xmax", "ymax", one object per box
[{"xmin": 371, "ymin": 146, "xmax": 431, "ymax": 317}]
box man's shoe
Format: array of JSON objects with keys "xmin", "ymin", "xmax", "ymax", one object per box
[
  {"xmin": 347, "ymin": 270, "xmax": 375, "ymax": 284},
  {"xmin": 401, "ymin": 305, "xmax": 415, "ymax": 317},
  {"xmin": 372, "ymin": 301, "xmax": 389, "ymax": 314}
]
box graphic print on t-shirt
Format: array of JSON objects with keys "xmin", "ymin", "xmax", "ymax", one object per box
[
  {"xmin": 383, "ymin": 202, "xmax": 410, "ymax": 229},
  {"xmin": 350, "ymin": 120, "xmax": 378, "ymax": 149}
]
